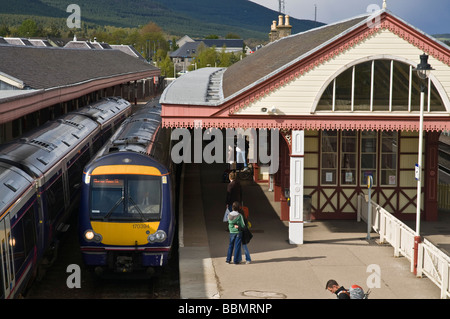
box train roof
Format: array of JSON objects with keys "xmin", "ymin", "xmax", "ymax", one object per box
[
  {"xmin": 0, "ymin": 162, "xmax": 34, "ymax": 216},
  {"xmin": 100, "ymin": 106, "xmax": 162, "ymax": 155},
  {"xmin": 74, "ymin": 97, "xmax": 130, "ymax": 126},
  {"xmin": 0, "ymin": 111, "xmax": 98, "ymax": 178},
  {"xmin": 88, "ymin": 105, "xmax": 172, "ymax": 171}
]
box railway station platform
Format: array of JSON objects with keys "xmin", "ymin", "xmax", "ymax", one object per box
[{"xmin": 178, "ymin": 162, "xmax": 450, "ymax": 299}]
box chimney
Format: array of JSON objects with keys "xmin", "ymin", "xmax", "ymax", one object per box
[
  {"xmin": 271, "ymin": 20, "xmax": 277, "ymax": 31},
  {"xmin": 278, "ymin": 15, "xmax": 284, "ymax": 26},
  {"xmin": 269, "ymin": 15, "xmax": 292, "ymax": 42},
  {"xmin": 285, "ymin": 15, "xmax": 290, "ymax": 26}
]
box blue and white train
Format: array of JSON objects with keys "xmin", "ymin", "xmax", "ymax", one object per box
[
  {"xmin": 78, "ymin": 105, "xmax": 176, "ymax": 275},
  {"xmin": 0, "ymin": 97, "xmax": 131, "ymax": 298}
]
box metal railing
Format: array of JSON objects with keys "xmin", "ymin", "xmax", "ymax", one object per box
[{"xmin": 358, "ymin": 194, "xmax": 450, "ymax": 298}]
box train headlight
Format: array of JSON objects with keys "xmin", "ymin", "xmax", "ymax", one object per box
[
  {"xmin": 84, "ymin": 229, "xmax": 102, "ymax": 243},
  {"xmin": 147, "ymin": 230, "xmax": 167, "ymax": 243}
]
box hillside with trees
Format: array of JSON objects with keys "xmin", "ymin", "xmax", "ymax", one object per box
[{"xmin": 0, "ymin": 0, "xmax": 321, "ymax": 40}]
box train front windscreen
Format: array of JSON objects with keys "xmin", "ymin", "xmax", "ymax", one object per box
[{"xmin": 89, "ymin": 175, "xmax": 162, "ymax": 222}]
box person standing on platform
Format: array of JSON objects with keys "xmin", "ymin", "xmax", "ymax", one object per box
[
  {"xmin": 226, "ymin": 201, "xmax": 245, "ymax": 264},
  {"xmin": 226, "ymin": 171, "xmax": 242, "ymax": 212},
  {"xmin": 237, "ymin": 204, "xmax": 252, "ymax": 264}
]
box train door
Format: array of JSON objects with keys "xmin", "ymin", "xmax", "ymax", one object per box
[{"xmin": 0, "ymin": 215, "xmax": 15, "ymax": 299}]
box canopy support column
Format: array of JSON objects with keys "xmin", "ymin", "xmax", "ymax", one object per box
[{"xmin": 289, "ymin": 130, "xmax": 304, "ymax": 244}]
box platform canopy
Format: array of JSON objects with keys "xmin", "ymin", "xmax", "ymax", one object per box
[
  {"xmin": 0, "ymin": 44, "xmax": 160, "ymax": 124},
  {"xmin": 161, "ymin": 9, "xmax": 450, "ymax": 132}
]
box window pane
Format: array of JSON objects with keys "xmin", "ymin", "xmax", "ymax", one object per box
[
  {"xmin": 381, "ymin": 170, "xmax": 397, "ymax": 185},
  {"xmin": 321, "ymin": 130, "xmax": 337, "ymax": 152},
  {"xmin": 430, "ymin": 81, "xmax": 446, "ymax": 112},
  {"xmin": 392, "ymin": 61, "xmax": 410, "ymax": 111},
  {"xmin": 335, "ymin": 67, "xmax": 352, "ymax": 111},
  {"xmin": 373, "ymin": 60, "xmax": 390, "ymax": 111},
  {"xmin": 411, "ymin": 71, "xmax": 422, "ymax": 111},
  {"xmin": 321, "ymin": 170, "xmax": 336, "ymax": 185},
  {"xmin": 317, "ymin": 81, "xmax": 333, "ymax": 111},
  {"xmin": 322, "ymin": 153, "xmax": 336, "ymax": 168},
  {"xmin": 354, "ymin": 61, "xmax": 371, "ymax": 111},
  {"xmin": 321, "ymin": 130, "xmax": 338, "ymax": 185},
  {"xmin": 361, "ymin": 131, "xmax": 377, "ymax": 185},
  {"xmin": 380, "ymin": 131, "xmax": 398, "ymax": 186},
  {"xmin": 341, "ymin": 130, "xmax": 357, "ymax": 185}
]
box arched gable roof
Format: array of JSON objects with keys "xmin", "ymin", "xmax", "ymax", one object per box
[{"xmin": 161, "ymin": 10, "xmax": 450, "ymax": 131}]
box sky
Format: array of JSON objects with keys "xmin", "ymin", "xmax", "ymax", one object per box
[{"xmin": 249, "ymin": 0, "xmax": 450, "ymax": 35}]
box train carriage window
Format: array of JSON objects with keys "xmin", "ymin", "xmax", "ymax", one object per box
[
  {"xmin": 11, "ymin": 207, "xmax": 37, "ymax": 276},
  {"xmin": 90, "ymin": 175, "xmax": 162, "ymax": 221},
  {"xmin": 68, "ymin": 148, "xmax": 91, "ymax": 194},
  {"xmin": 46, "ymin": 176, "xmax": 65, "ymax": 221}
]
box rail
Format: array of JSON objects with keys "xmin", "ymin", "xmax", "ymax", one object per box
[
  {"xmin": 417, "ymin": 239, "xmax": 450, "ymax": 299},
  {"xmin": 358, "ymin": 194, "xmax": 450, "ymax": 298}
]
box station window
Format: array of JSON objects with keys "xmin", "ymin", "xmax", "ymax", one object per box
[
  {"xmin": 316, "ymin": 59, "xmax": 445, "ymax": 113},
  {"xmin": 320, "ymin": 130, "xmax": 399, "ymax": 187},
  {"xmin": 360, "ymin": 131, "xmax": 377, "ymax": 186},
  {"xmin": 380, "ymin": 131, "xmax": 398, "ymax": 186},
  {"xmin": 321, "ymin": 130, "xmax": 337, "ymax": 185},
  {"xmin": 341, "ymin": 130, "xmax": 357, "ymax": 185}
]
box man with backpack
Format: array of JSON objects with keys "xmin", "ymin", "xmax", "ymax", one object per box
[
  {"xmin": 326, "ymin": 279, "xmax": 368, "ymax": 299},
  {"xmin": 326, "ymin": 279, "xmax": 350, "ymax": 299}
]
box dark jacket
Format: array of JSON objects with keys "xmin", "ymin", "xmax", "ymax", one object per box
[
  {"xmin": 226, "ymin": 179, "xmax": 242, "ymax": 207},
  {"xmin": 335, "ymin": 286, "xmax": 350, "ymax": 299}
]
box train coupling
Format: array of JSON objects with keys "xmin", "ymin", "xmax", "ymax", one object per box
[{"xmin": 116, "ymin": 256, "xmax": 133, "ymax": 272}]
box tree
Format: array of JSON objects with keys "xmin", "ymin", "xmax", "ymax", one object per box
[
  {"xmin": 158, "ymin": 53, "xmax": 174, "ymax": 77},
  {"xmin": 17, "ymin": 19, "xmax": 42, "ymax": 37},
  {"xmin": 139, "ymin": 22, "xmax": 168, "ymax": 61},
  {"xmin": 0, "ymin": 24, "xmax": 10, "ymax": 37}
]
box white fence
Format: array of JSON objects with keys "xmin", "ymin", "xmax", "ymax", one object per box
[{"xmin": 358, "ymin": 194, "xmax": 450, "ymax": 299}]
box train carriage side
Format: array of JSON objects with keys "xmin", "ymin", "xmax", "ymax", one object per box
[
  {"xmin": 0, "ymin": 97, "xmax": 133, "ymax": 298},
  {"xmin": 0, "ymin": 163, "xmax": 40, "ymax": 299},
  {"xmin": 0, "ymin": 114, "xmax": 99, "ymax": 256},
  {"xmin": 74, "ymin": 97, "xmax": 131, "ymax": 152},
  {"xmin": 79, "ymin": 106, "xmax": 176, "ymax": 274}
]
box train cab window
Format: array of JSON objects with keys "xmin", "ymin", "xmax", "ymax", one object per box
[{"xmin": 90, "ymin": 175, "xmax": 162, "ymax": 221}]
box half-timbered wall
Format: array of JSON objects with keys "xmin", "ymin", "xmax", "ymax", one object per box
[{"xmin": 304, "ymin": 129, "xmax": 426, "ymax": 219}]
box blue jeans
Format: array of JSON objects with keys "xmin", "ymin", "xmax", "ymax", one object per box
[
  {"xmin": 242, "ymin": 243, "xmax": 251, "ymax": 262},
  {"xmin": 226, "ymin": 232, "xmax": 242, "ymax": 264},
  {"xmin": 236, "ymin": 150, "xmax": 247, "ymax": 167}
]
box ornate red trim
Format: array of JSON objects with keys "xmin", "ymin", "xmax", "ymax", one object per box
[
  {"xmin": 162, "ymin": 115, "xmax": 450, "ymax": 132},
  {"xmin": 225, "ymin": 12, "xmax": 450, "ymax": 115}
]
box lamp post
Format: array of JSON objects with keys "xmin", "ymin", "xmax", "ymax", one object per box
[{"xmin": 412, "ymin": 53, "xmax": 433, "ymax": 274}]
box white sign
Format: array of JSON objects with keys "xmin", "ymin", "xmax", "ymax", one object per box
[{"xmin": 415, "ymin": 164, "xmax": 420, "ymax": 181}]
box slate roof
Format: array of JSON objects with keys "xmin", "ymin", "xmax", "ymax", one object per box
[
  {"xmin": 196, "ymin": 39, "xmax": 243, "ymax": 49},
  {"xmin": 111, "ymin": 44, "xmax": 146, "ymax": 60},
  {"xmin": 222, "ymin": 15, "xmax": 368, "ymax": 98},
  {"xmin": 0, "ymin": 44, "xmax": 159, "ymax": 90},
  {"xmin": 170, "ymin": 41, "xmax": 202, "ymax": 58},
  {"xmin": 161, "ymin": 14, "xmax": 369, "ymax": 106}
]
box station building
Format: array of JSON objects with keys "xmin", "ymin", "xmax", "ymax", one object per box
[
  {"xmin": 161, "ymin": 9, "xmax": 450, "ymax": 244},
  {"xmin": 0, "ymin": 42, "xmax": 161, "ymax": 142}
]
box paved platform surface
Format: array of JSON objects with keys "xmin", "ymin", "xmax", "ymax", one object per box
[{"xmin": 179, "ymin": 163, "xmax": 449, "ymax": 299}]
